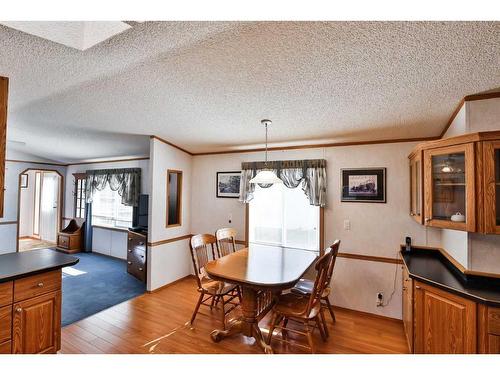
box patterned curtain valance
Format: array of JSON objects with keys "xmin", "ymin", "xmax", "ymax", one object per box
[
  {"xmin": 239, "ymin": 159, "xmax": 327, "ymax": 207},
  {"xmin": 85, "ymin": 168, "xmax": 141, "ymax": 207}
]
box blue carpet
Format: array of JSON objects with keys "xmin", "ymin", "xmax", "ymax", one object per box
[{"xmin": 61, "ymin": 252, "xmax": 146, "ymax": 326}]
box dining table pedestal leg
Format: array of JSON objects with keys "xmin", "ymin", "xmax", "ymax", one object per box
[{"xmin": 210, "ymin": 286, "xmax": 274, "ymax": 354}]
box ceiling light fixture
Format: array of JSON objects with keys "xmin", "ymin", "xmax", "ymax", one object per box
[{"xmin": 249, "ymin": 119, "xmax": 282, "ymax": 185}]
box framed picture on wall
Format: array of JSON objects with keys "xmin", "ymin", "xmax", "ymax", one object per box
[
  {"xmin": 216, "ymin": 171, "xmax": 241, "ymax": 198},
  {"xmin": 20, "ymin": 173, "xmax": 28, "ymax": 188},
  {"xmin": 341, "ymin": 168, "xmax": 386, "ymax": 203}
]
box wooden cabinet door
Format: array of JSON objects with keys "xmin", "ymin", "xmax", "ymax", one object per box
[
  {"xmin": 409, "ymin": 150, "xmax": 424, "ymax": 224},
  {"xmin": 423, "ymin": 143, "xmax": 476, "ymax": 231},
  {"xmin": 0, "ymin": 77, "xmax": 7, "ymax": 218},
  {"xmin": 414, "ymin": 281, "xmax": 476, "ymax": 353},
  {"xmin": 402, "ymin": 266, "xmax": 413, "ymax": 352},
  {"xmin": 12, "ymin": 290, "xmax": 61, "ymax": 354},
  {"xmin": 483, "ymin": 140, "xmax": 500, "ymax": 234}
]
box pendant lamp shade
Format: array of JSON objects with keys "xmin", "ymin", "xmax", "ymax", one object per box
[
  {"xmin": 249, "ymin": 170, "xmax": 283, "ymax": 184},
  {"xmin": 250, "ymin": 119, "xmax": 282, "ymax": 185}
]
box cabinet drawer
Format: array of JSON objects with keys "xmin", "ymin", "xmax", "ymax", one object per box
[
  {"xmin": 0, "ymin": 306, "xmax": 11, "ymax": 343},
  {"xmin": 14, "ymin": 270, "xmax": 61, "ymax": 302},
  {"xmin": 488, "ymin": 306, "xmax": 500, "ymax": 335},
  {"xmin": 58, "ymin": 235, "xmax": 69, "ymax": 249},
  {"xmin": 0, "ymin": 281, "xmax": 13, "ymax": 307},
  {"xmin": 0, "ymin": 340, "xmax": 11, "ymax": 354}
]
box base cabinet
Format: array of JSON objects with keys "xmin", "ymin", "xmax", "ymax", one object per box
[
  {"xmin": 0, "ymin": 270, "xmax": 62, "ymax": 354},
  {"xmin": 12, "ymin": 290, "xmax": 61, "ymax": 354},
  {"xmin": 402, "ymin": 266, "xmax": 413, "ymax": 352},
  {"xmin": 414, "ymin": 281, "xmax": 477, "ymax": 353}
]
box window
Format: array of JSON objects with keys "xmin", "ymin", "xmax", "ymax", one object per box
[
  {"xmin": 92, "ymin": 184, "xmax": 133, "ymax": 228},
  {"xmin": 166, "ymin": 170, "xmax": 182, "ymax": 227},
  {"xmin": 73, "ymin": 173, "xmax": 86, "ymax": 219},
  {"xmin": 249, "ymin": 184, "xmax": 320, "ymax": 251}
]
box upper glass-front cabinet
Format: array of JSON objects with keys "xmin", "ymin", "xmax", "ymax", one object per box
[
  {"xmin": 483, "ymin": 140, "xmax": 500, "ymax": 234},
  {"xmin": 409, "ymin": 150, "xmax": 423, "ymax": 224},
  {"xmin": 424, "ymin": 143, "xmax": 475, "ymax": 231}
]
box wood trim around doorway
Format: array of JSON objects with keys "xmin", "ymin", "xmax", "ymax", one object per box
[{"xmin": 16, "ymin": 168, "xmax": 64, "ymax": 252}]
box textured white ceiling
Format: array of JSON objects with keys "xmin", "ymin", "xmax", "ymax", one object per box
[
  {"xmin": 1, "ymin": 21, "xmax": 499, "ymax": 162},
  {"xmin": 0, "ymin": 21, "xmax": 132, "ymax": 50}
]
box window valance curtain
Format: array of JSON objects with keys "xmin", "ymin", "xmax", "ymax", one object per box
[
  {"xmin": 85, "ymin": 168, "xmax": 141, "ymax": 207},
  {"xmin": 239, "ymin": 159, "xmax": 327, "ymax": 207}
]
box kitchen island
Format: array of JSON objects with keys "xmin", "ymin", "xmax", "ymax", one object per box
[{"xmin": 0, "ymin": 249, "xmax": 78, "ymax": 354}]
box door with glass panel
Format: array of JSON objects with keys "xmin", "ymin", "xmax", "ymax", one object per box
[
  {"xmin": 423, "ymin": 143, "xmax": 475, "ymax": 231},
  {"xmin": 409, "ymin": 150, "xmax": 423, "ymax": 224},
  {"xmin": 248, "ymin": 184, "xmax": 320, "ymax": 251},
  {"xmin": 483, "ymin": 140, "xmax": 500, "ymax": 234}
]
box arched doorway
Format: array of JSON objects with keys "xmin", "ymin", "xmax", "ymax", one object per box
[{"xmin": 16, "ymin": 168, "xmax": 64, "ymax": 252}]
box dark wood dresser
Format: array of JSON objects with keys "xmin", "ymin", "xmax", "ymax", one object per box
[{"xmin": 127, "ymin": 230, "xmax": 147, "ymax": 283}]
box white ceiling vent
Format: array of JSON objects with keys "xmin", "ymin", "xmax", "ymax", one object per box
[{"xmin": 0, "ymin": 21, "xmax": 131, "ymax": 50}]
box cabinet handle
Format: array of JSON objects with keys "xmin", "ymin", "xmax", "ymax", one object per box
[
  {"xmin": 127, "ymin": 261, "xmax": 132, "ymax": 265},
  {"xmin": 139, "ymin": 267, "xmax": 143, "ymax": 271},
  {"xmin": 37, "ymin": 282, "xmax": 44, "ymax": 288},
  {"xmin": 16, "ymin": 307, "xmax": 22, "ymax": 313},
  {"xmin": 402, "ymin": 287, "xmax": 407, "ymax": 291},
  {"xmin": 139, "ymin": 242, "xmax": 144, "ymax": 246},
  {"xmin": 415, "ymin": 285, "xmax": 421, "ymax": 289},
  {"xmin": 128, "ymin": 249, "xmax": 132, "ymax": 253}
]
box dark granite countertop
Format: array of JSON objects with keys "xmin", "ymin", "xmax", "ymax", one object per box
[
  {"xmin": 0, "ymin": 249, "xmax": 79, "ymax": 283},
  {"xmin": 401, "ymin": 248, "xmax": 500, "ymax": 307}
]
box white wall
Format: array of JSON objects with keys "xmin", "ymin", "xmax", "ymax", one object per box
[
  {"xmin": 147, "ymin": 138, "xmax": 192, "ymax": 291},
  {"xmin": 190, "ymin": 142, "xmax": 437, "ymax": 319},
  {"xmin": 92, "ymin": 227, "xmax": 128, "ymax": 259},
  {"xmin": 0, "ymin": 159, "xmax": 67, "ymax": 255},
  {"xmin": 442, "ymin": 97, "xmax": 500, "ymax": 273},
  {"xmin": 19, "ymin": 170, "xmax": 35, "ymax": 237}
]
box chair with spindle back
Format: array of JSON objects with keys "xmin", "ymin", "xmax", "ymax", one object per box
[
  {"xmin": 291, "ymin": 240, "xmax": 340, "ymax": 336},
  {"xmin": 189, "ymin": 234, "xmax": 240, "ymax": 330},
  {"xmin": 267, "ymin": 250, "xmax": 333, "ymax": 353},
  {"xmin": 215, "ymin": 228, "xmax": 238, "ymax": 257}
]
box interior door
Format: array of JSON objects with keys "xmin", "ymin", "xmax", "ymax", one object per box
[{"xmin": 40, "ymin": 173, "xmax": 59, "ymax": 242}]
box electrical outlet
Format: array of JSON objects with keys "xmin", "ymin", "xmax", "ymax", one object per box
[
  {"xmin": 343, "ymin": 219, "xmax": 351, "ymax": 230},
  {"xmin": 376, "ymin": 292, "xmax": 384, "ymax": 307}
]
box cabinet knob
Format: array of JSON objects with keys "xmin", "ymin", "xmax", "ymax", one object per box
[
  {"xmin": 127, "ymin": 261, "xmax": 132, "ymax": 265},
  {"xmin": 128, "ymin": 249, "xmax": 132, "ymax": 253},
  {"xmin": 415, "ymin": 285, "xmax": 421, "ymax": 289},
  {"xmin": 402, "ymin": 287, "xmax": 407, "ymax": 291},
  {"xmin": 424, "ymin": 218, "xmax": 431, "ymax": 223},
  {"xmin": 37, "ymin": 282, "xmax": 44, "ymax": 288},
  {"xmin": 139, "ymin": 267, "xmax": 143, "ymax": 271},
  {"xmin": 410, "ymin": 212, "xmax": 415, "ymax": 216},
  {"xmin": 16, "ymin": 307, "xmax": 22, "ymax": 313},
  {"xmin": 139, "ymin": 242, "xmax": 144, "ymax": 246}
]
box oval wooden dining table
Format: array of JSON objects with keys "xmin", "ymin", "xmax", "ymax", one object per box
[{"xmin": 205, "ymin": 243, "xmax": 318, "ymax": 354}]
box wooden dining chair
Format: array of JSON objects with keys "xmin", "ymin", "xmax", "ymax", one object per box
[
  {"xmin": 291, "ymin": 240, "xmax": 340, "ymax": 336},
  {"xmin": 215, "ymin": 227, "xmax": 238, "ymax": 257},
  {"xmin": 189, "ymin": 234, "xmax": 240, "ymax": 330},
  {"xmin": 267, "ymin": 250, "xmax": 333, "ymax": 353}
]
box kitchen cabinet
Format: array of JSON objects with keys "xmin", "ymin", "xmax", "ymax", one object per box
[
  {"xmin": 423, "ymin": 143, "xmax": 476, "ymax": 231},
  {"xmin": 0, "ymin": 270, "xmax": 62, "ymax": 354},
  {"xmin": 483, "ymin": 140, "xmax": 500, "ymax": 234},
  {"xmin": 401, "ymin": 266, "xmax": 413, "ymax": 352},
  {"xmin": 413, "ymin": 280, "xmax": 477, "ymax": 353},
  {"xmin": 409, "ymin": 149, "xmax": 424, "ymax": 224},
  {"xmin": 478, "ymin": 304, "xmax": 500, "ymax": 354},
  {"xmin": 409, "ymin": 131, "xmax": 500, "ymax": 232},
  {"xmin": 0, "ymin": 76, "xmax": 7, "ymax": 218}
]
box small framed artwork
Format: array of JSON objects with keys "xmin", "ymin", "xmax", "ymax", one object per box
[
  {"xmin": 20, "ymin": 173, "xmax": 29, "ymax": 189},
  {"xmin": 216, "ymin": 171, "xmax": 241, "ymax": 198},
  {"xmin": 341, "ymin": 168, "xmax": 386, "ymax": 203}
]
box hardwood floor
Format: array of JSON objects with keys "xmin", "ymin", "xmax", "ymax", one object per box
[{"xmin": 60, "ymin": 277, "xmax": 409, "ymax": 354}]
